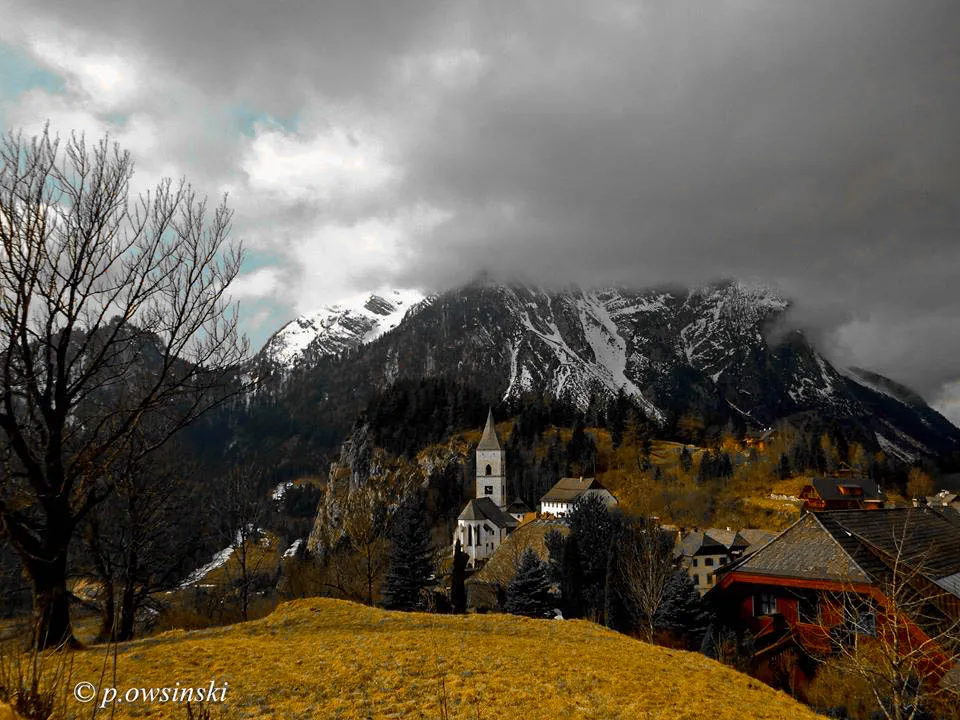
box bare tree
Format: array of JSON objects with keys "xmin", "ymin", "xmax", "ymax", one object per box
[
  {"xmin": 310, "ymin": 460, "xmax": 420, "ymax": 604},
  {"xmin": 616, "ymin": 517, "xmax": 677, "ymax": 642},
  {"xmin": 0, "ymin": 127, "xmax": 246, "ymax": 648},
  {"xmin": 215, "ymin": 465, "xmax": 269, "ymax": 622},
  {"xmin": 341, "ymin": 484, "xmax": 392, "ymax": 606},
  {"xmin": 808, "ymin": 519, "xmax": 960, "ymax": 720},
  {"xmin": 84, "ymin": 434, "xmax": 207, "ymax": 641}
]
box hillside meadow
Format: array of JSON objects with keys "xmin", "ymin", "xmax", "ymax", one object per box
[{"xmin": 33, "ymin": 598, "xmax": 822, "ymax": 720}]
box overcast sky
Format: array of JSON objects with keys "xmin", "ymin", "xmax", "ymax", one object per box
[{"xmin": 1, "ymin": 0, "xmax": 958, "ymax": 424}]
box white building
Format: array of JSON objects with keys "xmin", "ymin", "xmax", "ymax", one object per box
[
  {"xmin": 454, "ymin": 410, "xmax": 521, "ymax": 567},
  {"xmin": 539, "ymin": 477, "xmax": 617, "ymax": 518}
]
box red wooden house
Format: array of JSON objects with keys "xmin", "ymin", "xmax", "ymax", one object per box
[
  {"xmin": 709, "ymin": 508, "xmax": 960, "ymax": 699},
  {"xmin": 797, "ymin": 476, "xmax": 885, "ymax": 512}
]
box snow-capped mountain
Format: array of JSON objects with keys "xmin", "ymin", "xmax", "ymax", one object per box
[
  {"xmin": 248, "ymin": 278, "xmax": 960, "ymax": 462},
  {"xmin": 260, "ymin": 289, "xmax": 427, "ymax": 368}
]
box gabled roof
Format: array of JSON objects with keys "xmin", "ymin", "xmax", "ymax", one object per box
[
  {"xmin": 678, "ymin": 528, "xmax": 749, "ymax": 557},
  {"xmin": 458, "ymin": 497, "xmax": 517, "ymax": 529},
  {"xmin": 815, "ymin": 508, "xmax": 960, "ymax": 583},
  {"xmin": 804, "ymin": 476, "xmax": 884, "ymax": 502},
  {"xmin": 738, "ymin": 528, "xmax": 776, "ymax": 554},
  {"xmin": 540, "ymin": 477, "xmax": 607, "ymax": 504},
  {"xmin": 725, "ymin": 513, "xmax": 871, "ymax": 583},
  {"xmin": 477, "ymin": 408, "xmax": 502, "ymax": 451},
  {"xmin": 726, "ymin": 508, "xmax": 960, "ymax": 592},
  {"xmin": 505, "ymin": 498, "xmax": 532, "ymax": 515}
]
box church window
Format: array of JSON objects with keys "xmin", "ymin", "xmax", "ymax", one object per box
[
  {"xmin": 467, "ymin": 525, "xmax": 472, "ymax": 546},
  {"xmin": 485, "ymin": 464, "xmax": 492, "ymax": 476},
  {"xmin": 484, "ymin": 485, "xmax": 493, "ymax": 495},
  {"xmin": 475, "ymin": 525, "xmax": 482, "ymax": 546}
]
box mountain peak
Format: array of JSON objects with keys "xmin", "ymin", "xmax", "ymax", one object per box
[{"xmin": 259, "ymin": 288, "xmax": 427, "ymax": 368}]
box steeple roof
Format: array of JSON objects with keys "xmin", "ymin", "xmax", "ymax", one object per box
[{"xmin": 477, "ymin": 408, "xmax": 501, "ymax": 451}]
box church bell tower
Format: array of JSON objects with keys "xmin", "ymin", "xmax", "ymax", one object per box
[{"xmin": 476, "ymin": 408, "xmax": 506, "ymax": 507}]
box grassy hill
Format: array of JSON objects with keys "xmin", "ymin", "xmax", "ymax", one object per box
[{"xmin": 54, "ymin": 598, "xmax": 819, "ymax": 719}]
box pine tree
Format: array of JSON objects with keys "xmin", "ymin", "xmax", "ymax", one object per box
[
  {"xmin": 568, "ymin": 493, "xmax": 617, "ymax": 621},
  {"xmin": 679, "ymin": 445, "xmax": 693, "ymax": 472},
  {"xmin": 505, "ymin": 548, "xmax": 553, "ymax": 618},
  {"xmin": 777, "ymin": 452, "xmax": 792, "ymax": 480},
  {"xmin": 451, "ymin": 539, "xmax": 468, "ymax": 614},
  {"xmin": 655, "ymin": 571, "xmax": 712, "ymax": 648},
  {"xmin": 383, "ymin": 492, "xmax": 435, "ymax": 611}
]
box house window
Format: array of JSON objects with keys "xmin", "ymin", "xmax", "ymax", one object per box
[
  {"xmin": 692, "ymin": 558, "xmax": 698, "ymax": 568},
  {"xmin": 692, "ymin": 573, "xmax": 700, "ymax": 585},
  {"xmin": 707, "ymin": 574, "xmax": 714, "ymax": 585},
  {"xmin": 484, "ymin": 485, "xmax": 494, "ymax": 495},
  {"xmin": 846, "ymin": 599, "xmax": 877, "ymax": 637},
  {"xmin": 485, "ymin": 464, "xmax": 492, "ymax": 476},
  {"xmin": 798, "ymin": 595, "xmax": 819, "ymax": 624},
  {"xmin": 755, "ymin": 592, "xmax": 777, "ymax": 616},
  {"xmin": 705, "ymin": 557, "xmax": 714, "ymax": 567}
]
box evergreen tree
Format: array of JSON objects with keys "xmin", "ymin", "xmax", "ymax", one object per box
[
  {"xmin": 655, "ymin": 571, "xmax": 712, "ymax": 648},
  {"xmin": 777, "ymin": 453, "xmax": 792, "ymax": 480},
  {"xmin": 679, "ymin": 445, "xmax": 693, "ymax": 472},
  {"xmin": 560, "ymin": 534, "xmax": 584, "ymax": 619},
  {"xmin": 603, "ymin": 519, "xmax": 639, "ymax": 633},
  {"xmin": 568, "ymin": 494, "xmax": 617, "ymax": 621},
  {"xmin": 383, "ymin": 492, "xmax": 435, "ymax": 611},
  {"xmin": 543, "ymin": 529, "xmax": 566, "ymax": 585},
  {"xmin": 505, "ymin": 548, "xmax": 553, "ymax": 618},
  {"xmin": 450, "ymin": 539, "xmax": 468, "ymax": 614}
]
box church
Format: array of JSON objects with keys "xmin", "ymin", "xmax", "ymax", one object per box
[{"xmin": 453, "ymin": 410, "xmax": 531, "ymax": 568}]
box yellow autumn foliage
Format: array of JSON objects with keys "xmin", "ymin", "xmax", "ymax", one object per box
[{"xmin": 63, "ymin": 598, "xmax": 821, "ymax": 719}]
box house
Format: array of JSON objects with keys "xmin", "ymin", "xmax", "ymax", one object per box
[
  {"xmin": 676, "ymin": 528, "xmax": 754, "ymax": 595},
  {"xmin": 924, "ymin": 490, "xmax": 960, "ymax": 510},
  {"xmin": 710, "ymin": 508, "xmax": 960, "ymax": 696},
  {"xmin": 539, "ymin": 476, "xmax": 617, "ymax": 518},
  {"xmin": 798, "ymin": 476, "xmax": 885, "ymax": 512},
  {"xmin": 453, "ymin": 410, "xmax": 518, "ymax": 567}
]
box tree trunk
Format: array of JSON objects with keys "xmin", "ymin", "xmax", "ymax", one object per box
[
  {"xmin": 118, "ymin": 574, "xmax": 137, "ymax": 642},
  {"xmin": 96, "ymin": 578, "xmax": 115, "ymax": 642},
  {"xmin": 26, "ymin": 551, "xmax": 76, "ymax": 649}
]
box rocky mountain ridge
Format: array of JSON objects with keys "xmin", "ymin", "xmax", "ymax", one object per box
[{"xmin": 249, "ymin": 278, "xmax": 960, "ymax": 464}]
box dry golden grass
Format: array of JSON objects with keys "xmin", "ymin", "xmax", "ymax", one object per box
[{"xmin": 64, "ymin": 598, "xmax": 820, "ymax": 720}]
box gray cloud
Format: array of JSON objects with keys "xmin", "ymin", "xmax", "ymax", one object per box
[{"xmin": 5, "ymin": 0, "xmax": 959, "ymax": 408}]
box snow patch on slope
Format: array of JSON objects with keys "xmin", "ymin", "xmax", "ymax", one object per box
[
  {"xmin": 876, "ymin": 433, "xmax": 916, "ymax": 463},
  {"xmin": 262, "ymin": 288, "xmax": 426, "ymax": 368},
  {"xmin": 578, "ymin": 292, "xmax": 663, "ymax": 421}
]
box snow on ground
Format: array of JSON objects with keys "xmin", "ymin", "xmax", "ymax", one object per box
[
  {"xmin": 272, "ymin": 481, "xmax": 295, "ymax": 501},
  {"xmin": 283, "ymin": 539, "xmax": 303, "ymax": 558},
  {"xmin": 579, "ymin": 293, "xmax": 663, "ymax": 421},
  {"xmin": 179, "ymin": 526, "xmax": 272, "ymax": 588},
  {"xmin": 875, "ymin": 433, "xmax": 916, "ymax": 463},
  {"xmin": 180, "ymin": 547, "xmax": 234, "ymax": 588}
]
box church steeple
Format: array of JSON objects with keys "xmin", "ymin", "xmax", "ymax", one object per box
[
  {"xmin": 478, "ymin": 407, "xmax": 501, "ymax": 451},
  {"xmin": 476, "ymin": 408, "xmax": 506, "ymax": 507}
]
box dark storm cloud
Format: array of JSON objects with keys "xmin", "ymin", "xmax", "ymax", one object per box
[
  {"xmin": 390, "ymin": 0, "xmax": 960, "ymax": 404},
  {"xmin": 7, "ymin": 0, "xmax": 959, "ymax": 413}
]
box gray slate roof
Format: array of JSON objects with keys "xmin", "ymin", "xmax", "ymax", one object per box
[
  {"xmin": 738, "ymin": 528, "xmax": 776, "ymax": 554},
  {"xmin": 541, "ymin": 477, "xmax": 607, "ymax": 504},
  {"xmin": 730, "ymin": 508, "xmax": 960, "ymax": 587},
  {"xmin": 678, "ymin": 528, "xmax": 750, "ymax": 557},
  {"xmin": 477, "ymin": 408, "xmax": 502, "ymax": 451},
  {"xmin": 505, "ymin": 498, "xmax": 532, "ymax": 515},
  {"xmin": 458, "ymin": 497, "xmax": 517, "ymax": 529}
]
